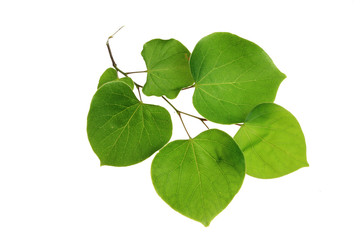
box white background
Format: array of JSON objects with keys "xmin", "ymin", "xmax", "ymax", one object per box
[{"xmin": 1, "ymin": 0, "xmax": 359, "ymax": 239}]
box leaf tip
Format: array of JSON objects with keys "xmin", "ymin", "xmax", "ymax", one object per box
[
  {"xmin": 300, "ymin": 157, "xmax": 309, "ymax": 168},
  {"xmin": 201, "ymin": 220, "xmax": 211, "ymax": 227}
]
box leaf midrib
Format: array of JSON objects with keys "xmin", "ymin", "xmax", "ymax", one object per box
[{"xmin": 190, "ymin": 141, "xmax": 207, "ymax": 224}]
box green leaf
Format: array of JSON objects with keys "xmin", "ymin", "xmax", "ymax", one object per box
[
  {"xmin": 234, "ymin": 103, "xmax": 308, "ymax": 179},
  {"xmin": 141, "ymin": 39, "xmax": 194, "ymax": 99},
  {"xmin": 98, "ymin": 68, "xmax": 134, "ymax": 90},
  {"xmin": 190, "ymin": 32, "xmax": 286, "ymax": 124},
  {"xmin": 98, "ymin": 68, "xmax": 118, "ymax": 88},
  {"xmin": 87, "ymin": 81, "xmax": 172, "ymax": 166},
  {"xmin": 151, "ymin": 129, "xmax": 245, "ymax": 226},
  {"xmin": 117, "ymin": 77, "xmax": 135, "ymax": 90}
]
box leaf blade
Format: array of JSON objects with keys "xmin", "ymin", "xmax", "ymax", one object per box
[
  {"xmin": 141, "ymin": 39, "xmax": 194, "ymax": 99},
  {"xmin": 190, "ymin": 32, "xmax": 286, "ymax": 124},
  {"xmin": 87, "ymin": 81, "xmax": 172, "ymax": 166},
  {"xmin": 234, "ymin": 103, "xmax": 308, "ymax": 178},
  {"xmin": 98, "ymin": 68, "xmax": 118, "ymax": 88},
  {"xmin": 98, "ymin": 68, "xmax": 134, "ymax": 89},
  {"xmin": 151, "ymin": 129, "xmax": 245, "ymax": 226}
]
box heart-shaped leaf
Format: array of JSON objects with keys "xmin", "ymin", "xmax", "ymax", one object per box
[
  {"xmin": 141, "ymin": 39, "xmax": 194, "ymax": 99},
  {"xmin": 98, "ymin": 68, "xmax": 134, "ymax": 89},
  {"xmin": 87, "ymin": 81, "xmax": 172, "ymax": 166},
  {"xmin": 151, "ymin": 129, "xmax": 245, "ymax": 226},
  {"xmin": 190, "ymin": 32, "xmax": 286, "ymax": 124},
  {"xmin": 234, "ymin": 103, "xmax": 308, "ymax": 178}
]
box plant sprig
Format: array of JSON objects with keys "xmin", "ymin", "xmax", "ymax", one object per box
[{"xmin": 87, "ymin": 27, "xmax": 308, "ymax": 226}]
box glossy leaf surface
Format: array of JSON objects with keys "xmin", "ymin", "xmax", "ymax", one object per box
[
  {"xmin": 151, "ymin": 129, "xmax": 245, "ymax": 226},
  {"xmin": 234, "ymin": 103, "xmax": 308, "ymax": 178},
  {"xmin": 98, "ymin": 68, "xmax": 134, "ymax": 89},
  {"xmin": 190, "ymin": 32, "xmax": 286, "ymax": 124},
  {"xmin": 141, "ymin": 39, "xmax": 194, "ymax": 99},
  {"xmin": 87, "ymin": 81, "xmax": 172, "ymax": 166}
]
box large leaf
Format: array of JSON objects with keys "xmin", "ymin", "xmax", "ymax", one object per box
[
  {"xmin": 190, "ymin": 32, "xmax": 286, "ymax": 124},
  {"xmin": 98, "ymin": 68, "xmax": 134, "ymax": 90},
  {"xmin": 141, "ymin": 39, "xmax": 194, "ymax": 99},
  {"xmin": 151, "ymin": 129, "xmax": 245, "ymax": 226},
  {"xmin": 234, "ymin": 103, "xmax": 308, "ymax": 178},
  {"xmin": 87, "ymin": 81, "xmax": 172, "ymax": 166}
]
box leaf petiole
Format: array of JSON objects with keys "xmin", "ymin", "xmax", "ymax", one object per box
[
  {"xmin": 178, "ymin": 111, "xmax": 209, "ymax": 129},
  {"xmin": 126, "ymin": 70, "xmax": 148, "ymax": 75},
  {"xmin": 181, "ymin": 84, "xmax": 195, "ymax": 90},
  {"xmin": 160, "ymin": 97, "xmax": 191, "ymax": 138},
  {"xmin": 135, "ymin": 84, "xmax": 142, "ymax": 102}
]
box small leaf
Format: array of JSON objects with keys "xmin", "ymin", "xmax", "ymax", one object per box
[
  {"xmin": 190, "ymin": 32, "xmax": 286, "ymax": 124},
  {"xmin": 141, "ymin": 39, "xmax": 194, "ymax": 99},
  {"xmin": 117, "ymin": 77, "xmax": 135, "ymax": 90},
  {"xmin": 87, "ymin": 81, "xmax": 172, "ymax": 166},
  {"xmin": 98, "ymin": 68, "xmax": 118, "ymax": 88},
  {"xmin": 234, "ymin": 103, "xmax": 308, "ymax": 179},
  {"xmin": 151, "ymin": 129, "xmax": 245, "ymax": 226},
  {"xmin": 98, "ymin": 68, "xmax": 134, "ymax": 89}
]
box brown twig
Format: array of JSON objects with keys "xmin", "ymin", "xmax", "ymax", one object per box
[{"xmin": 106, "ymin": 26, "xmax": 128, "ymax": 77}]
